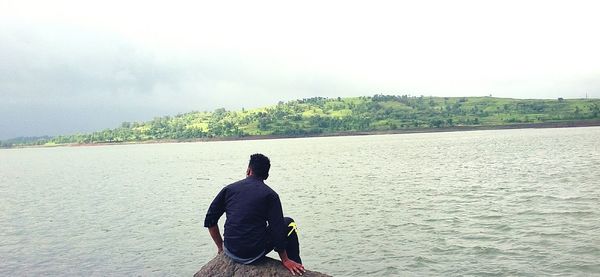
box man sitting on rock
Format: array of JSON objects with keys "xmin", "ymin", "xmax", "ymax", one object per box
[{"xmin": 204, "ymin": 153, "xmax": 306, "ymax": 276}]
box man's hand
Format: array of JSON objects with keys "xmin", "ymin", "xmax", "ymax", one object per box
[
  {"xmin": 208, "ymin": 225, "xmax": 224, "ymax": 255},
  {"xmin": 282, "ymin": 258, "xmax": 305, "ymax": 276},
  {"xmin": 277, "ymin": 249, "xmax": 305, "ymax": 275}
]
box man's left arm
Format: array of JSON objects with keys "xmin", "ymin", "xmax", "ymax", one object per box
[
  {"xmin": 208, "ymin": 225, "xmax": 223, "ymax": 253},
  {"xmin": 204, "ymin": 187, "xmax": 227, "ymax": 254}
]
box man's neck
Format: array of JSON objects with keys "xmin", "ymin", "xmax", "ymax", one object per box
[{"xmin": 247, "ymin": 175, "xmax": 264, "ymax": 182}]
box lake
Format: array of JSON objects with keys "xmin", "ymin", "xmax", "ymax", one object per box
[{"xmin": 1, "ymin": 127, "xmax": 599, "ymax": 276}]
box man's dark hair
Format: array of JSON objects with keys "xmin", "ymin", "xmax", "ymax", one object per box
[{"xmin": 249, "ymin": 153, "xmax": 270, "ymax": 180}]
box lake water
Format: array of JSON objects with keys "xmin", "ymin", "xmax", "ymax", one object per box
[{"xmin": 1, "ymin": 127, "xmax": 599, "ymax": 276}]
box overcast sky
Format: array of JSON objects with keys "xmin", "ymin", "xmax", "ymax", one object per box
[{"xmin": 1, "ymin": 0, "xmax": 599, "ymax": 139}]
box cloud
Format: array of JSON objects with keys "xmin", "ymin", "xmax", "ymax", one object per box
[
  {"xmin": 0, "ymin": 22, "xmax": 372, "ymax": 138},
  {"xmin": 1, "ymin": 0, "xmax": 600, "ymax": 138}
]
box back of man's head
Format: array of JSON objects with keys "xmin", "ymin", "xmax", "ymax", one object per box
[{"xmin": 249, "ymin": 153, "xmax": 270, "ymax": 180}]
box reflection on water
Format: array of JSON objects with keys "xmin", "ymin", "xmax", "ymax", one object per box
[{"xmin": 1, "ymin": 127, "xmax": 599, "ymax": 276}]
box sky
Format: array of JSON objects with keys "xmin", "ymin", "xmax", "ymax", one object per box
[{"xmin": 1, "ymin": 0, "xmax": 599, "ymax": 139}]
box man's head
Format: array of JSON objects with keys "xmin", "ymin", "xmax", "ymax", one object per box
[{"xmin": 247, "ymin": 153, "xmax": 271, "ymax": 180}]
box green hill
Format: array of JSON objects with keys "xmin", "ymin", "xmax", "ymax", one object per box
[{"xmin": 2, "ymin": 95, "xmax": 599, "ymax": 148}]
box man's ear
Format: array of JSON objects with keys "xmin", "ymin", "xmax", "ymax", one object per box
[{"xmin": 246, "ymin": 167, "xmax": 251, "ymax": 176}]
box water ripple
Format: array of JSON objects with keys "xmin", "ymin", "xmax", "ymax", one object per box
[{"xmin": 1, "ymin": 127, "xmax": 600, "ymax": 276}]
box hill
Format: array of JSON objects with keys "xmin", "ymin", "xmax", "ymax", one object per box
[{"xmin": 2, "ymin": 95, "xmax": 599, "ymax": 148}]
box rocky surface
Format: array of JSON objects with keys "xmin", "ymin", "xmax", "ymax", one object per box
[{"xmin": 194, "ymin": 253, "xmax": 332, "ymax": 277}]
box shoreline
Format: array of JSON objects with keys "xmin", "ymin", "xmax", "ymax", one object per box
[{"xmin": 5, "ymin": 119, "xmax": 600, "ymax": 149}]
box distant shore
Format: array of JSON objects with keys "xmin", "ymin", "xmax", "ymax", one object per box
[{"xmin": 5, "ymin": 119, "xmax": 600, "ymax": 149}]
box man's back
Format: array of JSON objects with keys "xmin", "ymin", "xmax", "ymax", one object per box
[
  {"xmin": 204, "ymin": 176, "xmax": 286, "ymax": 259},
  {"xmin": 204, "ymin": 153, "xmax": 305, "ymax": 275}
]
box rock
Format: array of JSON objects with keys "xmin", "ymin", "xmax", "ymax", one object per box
[{"xmin": 194, "ymin": 253, "xmax": 332, "ymax": 277}]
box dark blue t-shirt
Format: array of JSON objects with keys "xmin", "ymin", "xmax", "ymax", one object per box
[{"xmin": 204, "ymin": 176, "xmax": 286, "ymax": 259}]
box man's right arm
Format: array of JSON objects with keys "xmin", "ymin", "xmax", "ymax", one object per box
[
  {"xmin": 277, "ymin": 249, "xmax": 305, "ymax": 276},
  {"xmin": 267, "ymin": 193, "xmax": 306, "ymax": 275}
]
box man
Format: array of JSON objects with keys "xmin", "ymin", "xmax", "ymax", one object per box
[{"xmin": 204, "ymin": 153, "xmax": 306, "ymax": 276}]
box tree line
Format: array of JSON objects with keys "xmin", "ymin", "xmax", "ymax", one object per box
[{"xmin": 2, "ymin": 95, "xmax": 599, "ymax": 148}]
